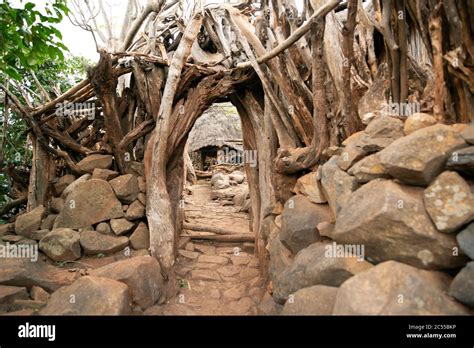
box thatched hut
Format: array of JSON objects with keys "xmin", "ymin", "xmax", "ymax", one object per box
[{"xmin": 187, "ymin": 102, "xmax": 243, "ymax": 171}]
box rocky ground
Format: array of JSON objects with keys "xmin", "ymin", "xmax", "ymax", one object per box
[{"xmin": 0, "ymin": 114, "xmax": 473, "ymax": 316}]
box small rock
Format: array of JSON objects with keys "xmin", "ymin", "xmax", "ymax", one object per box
[
  {"xmin": 29, "ymin": 229, "xmax": 50, "ymax": 241},
  {"xmin": 240, "ymin": 268, "xmax": 260, "ymax": 279},
  {"xmin": 77, "ymin": 154, "xmax": 113, "ymax": 173},
  {"xmin": 40, "ymin": 215, "xmax": 57, "ymax": 230},
  {"xmin": 15, "ymin": 205, "xmax": 45, "ymax": 238},
  {"xmin": 347, "ymin": 153, "xmax": 389, "ymax": 184},
  {"xmin": 337, "ymin": 146, "xmax": 367, "ymax": 171},
  {"xmin": 184, "ymin": 242, "xmax": 194, "ymax": 251},
  {"xmin": 53, "ymin": 174, "xmax": 75, "ymax": 196},
  {"xmin": 130, "ymin": 222, "xmax": 149, "ymax": 250},
  {"xmin": 110, "ymin": 218, "xmax": 135, "ymax": 236},
  {"xmin": 96, "ymin": 222, "xmax": 112, "ymax": 235},
  {"xmin": 125, "ymin": 200, "xmax": 145, "ymax": 220},
  {"xmin": 217, "ymin": 265, "xmax": 241, "ymax": 277},
  {"xmin": 460, "ymin": 123, "xmax": 474, "ymax": 144},
  {"xmin": 403, "ymin": 113, "xmax": 437, "ymax": 135},
  {"xmin": 449, "ymin": 261, "xmax": 474, "ymax": 308},
  {"xmin": 457, "ymin": 223, "xmax": 474, "ymax": 259},
  {"xmin": 109, "ymin": 174, "xmax": 139, "ymax": 203},
  {"xmin": 178, "ymin": 250, "xmax": 199, "ymax": 259},
  {"xmin": 80, "ymin": 230, "xmax": 129, "ymax": 255},
  {"xmin": 446, "ymin": 146, "xmax": 474, "ymax": 176},
  {"xmin": 138, "ymin": 176, "xmax": 146, "ymax": 193},
  {"xmin": 292, "ymin": 172, "xmax": 327, "ymax": 203},
  {"xmin": 30, "ymin": 286, "xmax": 50, "ymax": 302},
  {"xmin": 39, "ymin": 228, "xmax": 81, "ymax": 262},
  {"xmin": 198, "ymin": 255, "xmax": 228, "ymax": 265},
  {"xmin": 223, "ymin": 284, "xmax": 247, "ymax": 300},
  {"xmin": 355, "ymin": 116, "xmax": 404, "ymax": 152},
  {"xmin": 228, "ymin": 297, "xmax": 254, "ymax": 315},
  {"xmin": 137, "ymin": 192, "xmax": 146, "ymax": 205},
  {"xmin": 320, "ymin": 156, "xmax": 360, "ymax": 216},
  {"xmin": 423, "ymin": 171, "xmax": 474, "ymax": 233},
  {"xmin": 92, "ymin": 168, "xmax": 119, "ymax": 181},
  {"xmin": 191, "ymin": 270, "xmax": 221, "ymax": 281},
  {"xmin": 230, "ymin": 255, "xmax": 252, "ymax": 266}
]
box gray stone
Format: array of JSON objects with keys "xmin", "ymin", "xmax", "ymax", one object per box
[
  {"xmin": 334, "ymin": 179, "xmax": 466, "ymax": 270},
  {"xmin": 423, "ymin": 171, "xmax": 474, "ymax": 233},
  {"xmin": 348, "ymin": 153, "xmax": 390, "ymax": 184},
  {"xmin": 449, "ymin": 262, "xmax": 474, "ymax": 308},
  {"xmin": 378, "ymin": 124, "xmax": 467, "ymax": 185},
  {"xmin": 280, "ymin": 195, "xmax": 334, "ymax": 253},
  {"xmin": 96, "ymin": 222, "xmax": 112, "ymax": 235},
  {"xmin": 354, "ymin": 116, "xmax": 404, "ymax": 152},
  {"xmin": 337, "ymin": 146, "xmax": 367, "ymax": 171},
  {"xmin": 446, "ymin": 146, "xmax": 474, "ymax": 176},
  {"xmin": 333, "ymin": 261, "xmax": 470, "ymax": 315},
  {"xmin": 320, "ymin": 156, "xmax": 360, "ymax": 216},
  {"xmin": 403, "ymin": 113, "xmax": 437, "ymax": 135},
  {"xmin": 273, "ymin": 242, "xmax": 373, "ymax": 304},
  {"xmin": 457, "ymin": 223, "xmax": 474, "ymax": 259}
]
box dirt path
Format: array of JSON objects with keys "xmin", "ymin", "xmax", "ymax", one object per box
[{"xmin": 147, "ymin": 180, "xmax": 265, "ymax": 315}]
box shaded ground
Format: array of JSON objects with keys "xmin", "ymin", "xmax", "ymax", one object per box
[{"xmin": 146, "ymin": 180, "xmax": 265, "ymax": 315}]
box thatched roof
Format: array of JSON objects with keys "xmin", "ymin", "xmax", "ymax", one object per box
[{"xmin": 187, "ymin": 102, "xmax": 243, "ymax": 153}]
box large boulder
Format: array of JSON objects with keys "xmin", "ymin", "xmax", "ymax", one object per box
[
  {"xmin": 54, "ymin": 179, "xmax": 123, "ymax": 229},
  {"xmin": 279, "ymin": 195, "xmax": 333, "ymax": 254},
  {"xmin": 281, "ymin": 285, "xmax": 338, "ymax": 315},
  {"xmin": 333, "ymin": 261, "xmax": 470, "ymax": 315},
  {"xmin": 40, "ymin": 276, "xmax": 131, "ymax": 315},
  {"xmin": 90, "ymin": 256, "xmax": 163, "ymax": 309},
  {"xmin": 378, "ymin": 124, "xmax": 467, "ymax": 185},
  {"xmin": 446, "ymin": 146, "xmax": 474, "ymax": 176},
  {"xmin": 334, "ymin": 179, "xmax": 465, "ymax": 270},
  {"xmin": 403, "ymin": 113, "xmax": 437, "ymax": 135},
  {"xmin": 0, "ymin": 258, "xmax": 76, "ymax": 292},
  {"xmin": 76, "ymin": 154, "xmax": 113, "ymax": 173},
  {"xmin": 39, "ymin": 228, "xmax": 81, "ymax": 262},
  {"xmin": 15, "ymin": 205, "xmax": 45, "ymax": 238},
  {"xmin": 320, "ymin": 156, "xmax": 360, "ymax": 216},
  {"xmin": 109, "ymin": 174, "xmax": 139, "ymax": 203},
  {"xmin": 449, "ymin": 262, "xmax": 474, "ymax": 308},
  {"xmin": 347, "ymin": 153, "xmax": 390, "ymax": 184},
  {"xmin": 273, "ymin": 242, "xmax": 373, "ymax": 304},
  {"xmin": 457, "ymin": 223, "xmax": 474, "ymax": 259},
  {"xmin": 80, "ymin": 230, "xmax": 129, "ymax": 255},
  {"xmin": 423, "ymin": 171, "xmax": 474, "ymax": 233},
  {"xmin": 292, "ymin": 172, "xmax": 327, "ymax": 203}
]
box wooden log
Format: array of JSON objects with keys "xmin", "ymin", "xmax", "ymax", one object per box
[
  {"xmin": 181, "ymin": 234, "xmax": 255, "ymax": 242},
  {"xmin": 182, "ymin": 222, "xmax": 241, "ymax": 235},
  {"xmin": 195, "ymin": 170, "xmax": 213, "ymax": 178}
]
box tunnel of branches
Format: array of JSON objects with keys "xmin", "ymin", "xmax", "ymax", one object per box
[{"xmin": 3, "ymin": 0, "xmax": 473, "ymax": 277}]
